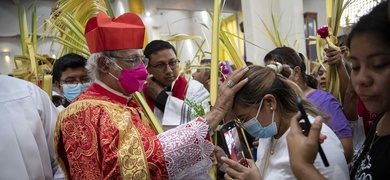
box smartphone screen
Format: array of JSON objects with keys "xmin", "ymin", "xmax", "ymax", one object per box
[{"xmin": 220, "ymin": 121, "xmax": 252, "ymax": 167}]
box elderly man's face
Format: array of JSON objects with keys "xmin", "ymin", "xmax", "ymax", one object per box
[
  {"xmin": 105, "ymin": 49, "xmax": 144, "ymax": 95},
  {"xmin": 111, "ymin": 49, "xmax": 144, "ymax": 70}
]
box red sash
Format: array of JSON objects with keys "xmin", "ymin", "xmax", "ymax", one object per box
[{"xmin": 143, "ymin": 76, "xmax": 188, "ymax": 111}]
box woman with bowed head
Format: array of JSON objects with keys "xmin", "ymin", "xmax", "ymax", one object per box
[{"xmin": 217, "ymin": 65, "xmax": 349, "ymax": 180}]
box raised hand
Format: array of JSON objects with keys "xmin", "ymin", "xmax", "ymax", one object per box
[
  {"xmin": 287, "ymin": 112, "xmax": 326, "ymax": 180},
  {"xmin": 145, "ymin": 75, "xmax": 164, "ymax": 100},
  {"xmin": 204, "ymin": 66, "xmax": 249, "ymax": 130}
]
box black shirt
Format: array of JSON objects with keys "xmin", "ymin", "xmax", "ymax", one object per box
[{"xmin": 350, "ymin": 114, "xmax": 390, "ymax": 179}]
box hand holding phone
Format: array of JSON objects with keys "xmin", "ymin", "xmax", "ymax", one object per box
[
  {"xmin": 297, "ymin": 98, "xmax": 329, "ymax": 167},
  {"xmin": 219, "ymin": 120, "xmax": 252, "ymax": 167}
]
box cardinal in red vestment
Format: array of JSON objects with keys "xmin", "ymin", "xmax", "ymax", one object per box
[{"xmin": 54, "ymin": 12, "xmax": 249, "ymax": 180}]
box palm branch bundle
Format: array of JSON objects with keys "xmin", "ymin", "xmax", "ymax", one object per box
[
  {"xmin": 315, "ymin": 0, "xmax": 355, "ymax": 102},
  {"xmin": 42, "ymin": 0, "xmax": 112, "ymax": 57},
  {"xmin": 208, "ymin": 10, "xmax": 246, "ymax": 106},
  {"xmin": 13, "ymin": 3, "xmax": 54, "ymax": 96}
]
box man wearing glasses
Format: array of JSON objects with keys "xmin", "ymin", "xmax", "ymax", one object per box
[
  {"xmin": 52, "ymin": 53, "xmax": 90, "ymax": 111},
  {"xmin": 143, "ymin": 40, "xmax": 210, "ymax": 130},
  {"xmin": 54, "ymin": 12, "xmax": 222, "ymax": 179}
]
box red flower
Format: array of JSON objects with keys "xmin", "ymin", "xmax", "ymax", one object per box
[{"xmin": 317, "ymin": 26, "xmax": 329, "ymax": 39}]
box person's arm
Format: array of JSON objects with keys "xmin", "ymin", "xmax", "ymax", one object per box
[
  {"xmin": 156, "ymin": 67, "xmax": 249, "ymax": 179},
  {"xmin": 30, "ymin": 83, "xmax": 65, "ymax": 179},
  {"xmin": 162, "ymin": 80, "xmax": 210, "ymax": 125},
  {"xmin": 339, "ymin": 137, "xmax": 353, "ymax": 163},
  {"xmin": 145, "ymin": 76, "xmax": 165, "ymax": 102},
  {"xmin": 343, "ymin": 79, "xmax": 358, "ymax": 121},
  {"xmin": 155, "ymin": 91, "xmax": 169, "ymax": 112},
  {"xmin": 324, "ymin": 97, "xmax": 354, "ymax": 163},
  {"xmin": 148, "ymin": 78, "xmax": 210, "ymax": 125},
  {"xmin": 326, "ymin": 47, "xmax": 350, "ymax": 103},
  {"xmin": 287, "ymin": 113, "xmax": 326, "ymax": 180}
]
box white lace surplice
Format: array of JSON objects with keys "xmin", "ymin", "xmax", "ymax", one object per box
[{"xmin": 157, "ymin": 118, "xmax": 214, "ymax": 180}]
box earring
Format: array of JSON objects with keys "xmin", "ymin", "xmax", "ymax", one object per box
[{"xmin": 270, "ymin": 107, "xmax": 274, "ymax": 111}]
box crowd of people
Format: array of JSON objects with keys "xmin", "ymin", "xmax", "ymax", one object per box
[{"xmin": 0, "ymin": 1, "xmax": 389, "ymax": 179}]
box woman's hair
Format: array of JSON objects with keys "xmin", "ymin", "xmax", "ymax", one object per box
[
  {"xmin": 234, "ymin": 65, "xmax": 328, "ymax": 121},
  {"xmin": 347, "ymin": 1, "xmax": 390, "ymax": 49},
  {"xmin": 264, "ymin": 47, "xmax": 317, "ymax": 89},
  {"xmin": 306, "ymin": 74, "xmax": 318, "ymax": 89}
]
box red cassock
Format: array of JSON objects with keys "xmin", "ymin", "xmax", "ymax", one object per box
[{"xmin": 54, "ymin": 83, "xmax": 169, "ymax": 179}]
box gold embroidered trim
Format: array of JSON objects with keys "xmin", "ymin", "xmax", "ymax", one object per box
[{"xmin": 53, "ymin": 99, "xmax": 150, "ymax": 179}]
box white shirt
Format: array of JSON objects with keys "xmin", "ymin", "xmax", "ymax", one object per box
[
  {"xmin": 256, "ymin": 116, "xmax": 349, "ymax": 180},
  {"xmin": 155, "ymin": 79, "xmax": 210, "ymax": 131},
  {"xmin": 0, "ymin": 75, "xmax": 64, "ymax": 180}
]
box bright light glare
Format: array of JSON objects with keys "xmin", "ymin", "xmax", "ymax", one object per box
[
  {"xmin": 118, "ymin": 1, "xmax": 125, "ymax": 15},
  {"xmin": 201, "ymin": 11, "xmax": 208, "ymax": 21},
  {"xmin": 5, "ymin": 55, "xmax": 10, "ymax": 63}
]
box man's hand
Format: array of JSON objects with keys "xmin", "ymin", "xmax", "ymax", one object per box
[{"xmin": 146, "ymin": 75, "xmax": 164, "ymax": 100}]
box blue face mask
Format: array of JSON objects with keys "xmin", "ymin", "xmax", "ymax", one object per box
[
  {"xmin": 62, "ymin": 83, "xmax": 91, "ymax": 102},
  {"xmin": 242, "ymin": 98, "xmax": 277, "ymax": 138}
]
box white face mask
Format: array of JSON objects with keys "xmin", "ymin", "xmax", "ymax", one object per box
[{"xmin": 242, "ymin": 98, "xmax": 277, "ymax": 138}]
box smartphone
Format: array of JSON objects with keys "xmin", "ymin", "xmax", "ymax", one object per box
[
  {"xmin": 296, "ymin": 98, "xmax": 312, "ymax": 137},
  {"xmin": 296, "ymin": 98, "xmax": 330, "ymax": 167},
  {"xmin": 219, "ymin": 120, "xmax": 252, "ymax": 167},
  {"xmin": 299, "ymin": 121, "xmax": 309, "ymax": 136}
]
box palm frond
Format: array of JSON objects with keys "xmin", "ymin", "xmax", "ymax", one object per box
[
  {"xmin": 222, "ymin": 31, "xmax": 267, "ymax": 51},
  {"xmin": 42, "ymin": 0, "xmax": 107, "ymax": 57},
  {"xmin": 210, "ymin": 0, "xmax": 221, "ymax": 107},
  {"xmin": 18, "ymin": 5, "xmax": 28, "ymax": 56}
]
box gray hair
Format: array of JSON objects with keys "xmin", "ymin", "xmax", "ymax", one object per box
[{"xmin": 86, "ymin": 51, "xmax": 122, "ymax": 81}]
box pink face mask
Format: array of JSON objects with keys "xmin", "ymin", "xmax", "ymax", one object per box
[{"xmin": 110, "ymin": 63, "xmax": 148, "ymax": 94}]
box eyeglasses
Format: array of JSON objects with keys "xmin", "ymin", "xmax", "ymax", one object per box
[
  {"xmin": 234, "ymin": 102, "xmax": 262, "ymax": 128},
  {"xmin": 148, "ymin": 60, "xmax": 180, "ymax": 70},
  {"xmin": 110, "ymin": 55, "xmax": 149, "ymax": 68},
  {"xmin": 61, "ymin": 78, "xmax": 91, "ymax": 88}
]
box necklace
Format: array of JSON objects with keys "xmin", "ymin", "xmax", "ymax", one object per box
[
  {"xmin": 369, "ymin": 131, "xmax": 381, "ymax": 151},
  {"xmin": 270, "ymin": 137, "xmax": 278, "ymax": 155},
  {"xmin": 262, "ymin": 138, "xmax": 277, "ymax": 177}
]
